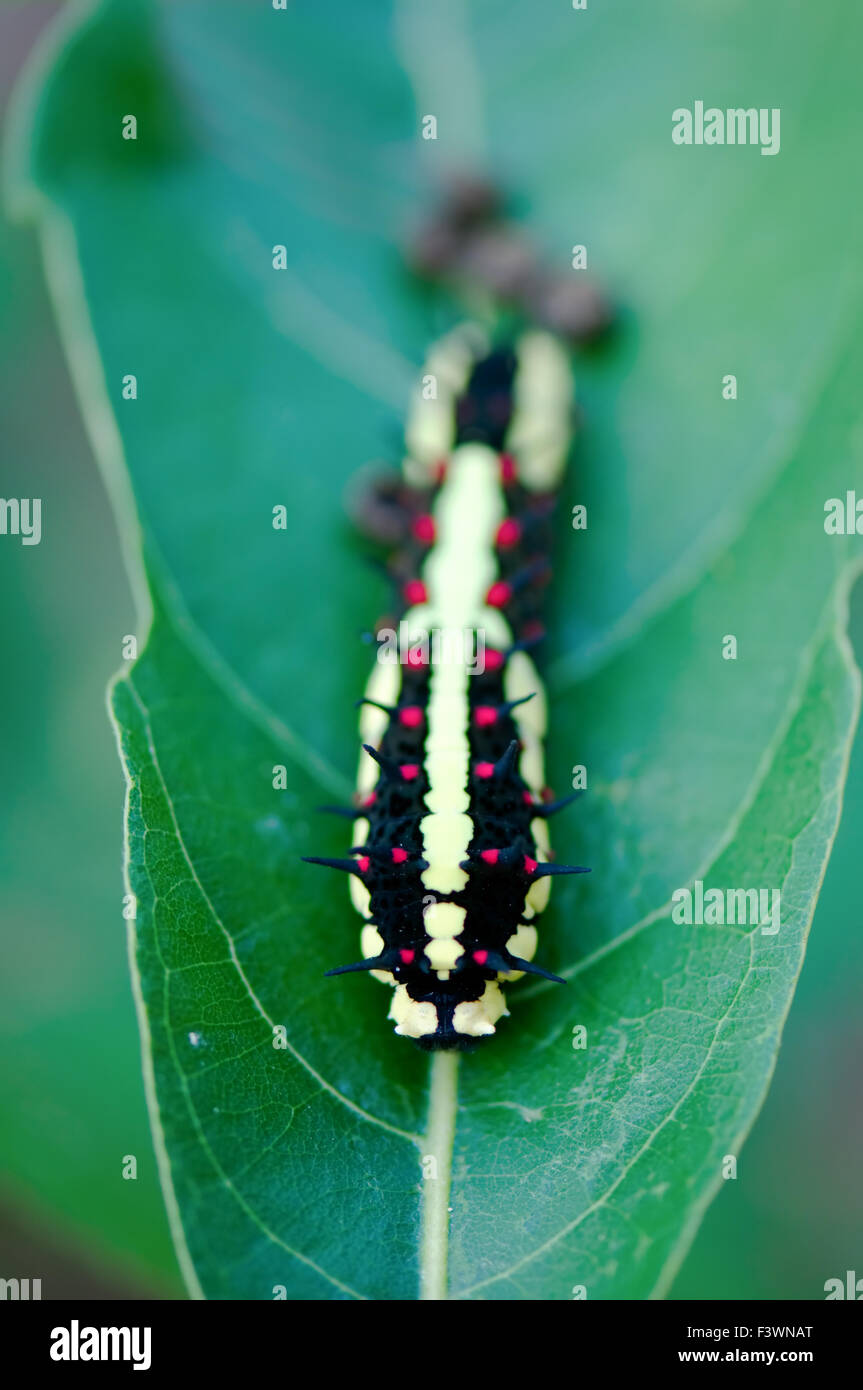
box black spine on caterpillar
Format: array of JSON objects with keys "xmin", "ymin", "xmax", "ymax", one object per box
[{"xmin": 306, "ymin": 326, "xmax": 588, "ymax": 1048}]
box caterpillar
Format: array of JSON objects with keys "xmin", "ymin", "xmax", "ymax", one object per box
[{"xmin": 305, "ymin": 325, "xmax": 588, "ymax": 1049}]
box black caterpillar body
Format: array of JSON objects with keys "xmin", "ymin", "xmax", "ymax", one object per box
[{"xmin": 306, "ymin": 326, "xmax": 587, "ymax": 1047}]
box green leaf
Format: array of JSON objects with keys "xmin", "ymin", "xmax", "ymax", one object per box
[
  {"xmin": 0, "ymin": 88, "xmax": 177, "ymax": 1290},
  {"xmin": 11, "ymin": 0, "xmax": 863, "ymax": 1298}
]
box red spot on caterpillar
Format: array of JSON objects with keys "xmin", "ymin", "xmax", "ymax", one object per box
[
  {"xmin": 523, "ymin": 855, "xmax": 538, "ymax": 875},
  {"xmin": 486, "ymin": 581, "xmax": 512, "ymax": 608},
  {"xmin": 475, "ymin": 762, "xmax": 495, "ymax": 779},
  {"xmin": 500, "ymin": 454, "xmax": 517, "ymax": 484},
  {"xmin": 495, "ymin": 518, "xmax": 522, "ymax": 549},
  {"xmin": 398, "ymin": 705, "xmax": 424, "ymax": 728},
  {"xmin": 405, "ymin": 648, "xmax": 428, "ymax": 670},
  {"xmin": 434, "ymin": 459, "xmax": 448, "ymax": 483},
  {"xmin": 474, "ymin": 705, "xmax": 497, "ymax": 727},
  {"xmin": 412, "ymin": 514, "xmax": 436, "ymax": 544},
  {"xmin": 523, "ymin": 790, "xmax": 537, "ymax": 806},
  {"xmin": 483, "ymin": 649, "xmax": 505, "ymax": 672},
  {"xmin": 400, "ymin": 764, "xmax": 420, "ymax": 780},
  {"xmin": 473, "ymin": 949, "xmax": 489, "ymax": 965},
  {"xmin": 361, "ymin": 792, "xmax": 376, "ymax": 808},
  {"xmin": 356, "ymin": 856, "xmax": 371, "ymax": 874},
  {"xmin": 400, "ymin": 948, "xmax": 416, "ymax": 964},
  {"xmin": 391, "ymin": 847, "xmax": 409, "ymax": 863},
  {"xmin": 403, "ymin": 578, "xmax": 428, "ymax": 605},
  {"xmin": 480, "ymin": 849, "xmax": 500, "ymax": 864}
]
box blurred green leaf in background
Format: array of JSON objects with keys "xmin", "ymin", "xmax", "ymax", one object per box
[
  {"xmin": 2, "ymin": 0, "xmax": 862, "ymax": 1299},
  {"xmin": 0, "ymin": 0, "xmax": 179, "ymax": 1295}
]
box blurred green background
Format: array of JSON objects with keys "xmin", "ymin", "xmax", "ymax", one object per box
[
  {"xmin": 0, "ymin": 0, "xmax": 178, "ymax": 1297},
  {"xmin": 1, "ymin": 1, "xmax": 860, "ymax": 1299}
]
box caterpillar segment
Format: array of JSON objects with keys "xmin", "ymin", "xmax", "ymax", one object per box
[{"xmin": 306, "ymin": 327, "xmax": 588, "ymax": 1048}]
